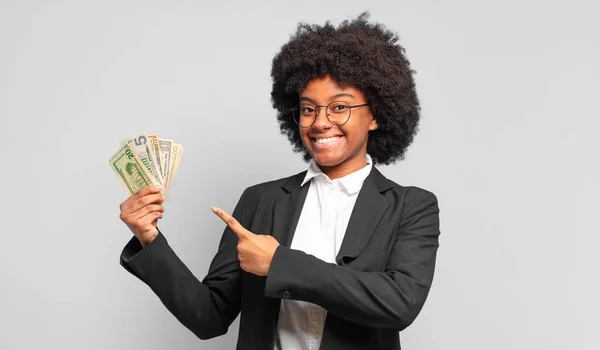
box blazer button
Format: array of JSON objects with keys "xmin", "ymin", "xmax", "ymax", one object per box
[{"xmin": 282, "ymin": 291, "xmax": 291, "ymax": 299}]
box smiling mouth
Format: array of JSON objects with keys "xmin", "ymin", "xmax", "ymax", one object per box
[{"xmin": 312, "ymin": 136, "xmax": 342, "ymax": 144}]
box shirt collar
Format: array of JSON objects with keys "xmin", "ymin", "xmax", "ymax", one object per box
[{"xmin": 301, "ymin": 154, "xmax": 373, "ymax": 195}]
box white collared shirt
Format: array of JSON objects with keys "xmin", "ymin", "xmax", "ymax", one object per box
[{"xmin": 275, "ymin": 154, "xmax": 373, "ymax": 350}]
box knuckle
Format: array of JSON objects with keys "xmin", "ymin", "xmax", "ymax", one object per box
[
  {"xmin": 146, "ymin": 229, "xmax": 158, "ymax": 240},
  {"xmin": 147, "ymin": 195, "xmax": 157, "ymax": 204}
]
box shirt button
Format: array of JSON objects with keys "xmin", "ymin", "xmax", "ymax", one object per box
[{"xmin": 282, "ymin": 290, "xmax": 291, "ymax": 299}]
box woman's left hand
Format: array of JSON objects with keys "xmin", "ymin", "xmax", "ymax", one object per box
[{"xmin": 211, "ymin": 206, "xmax": 280, "ymax": 276}]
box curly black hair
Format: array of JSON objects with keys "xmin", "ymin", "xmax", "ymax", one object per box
[{"xmin": 270, "ymin": 12, "xmax": 421, "ymax": 165}]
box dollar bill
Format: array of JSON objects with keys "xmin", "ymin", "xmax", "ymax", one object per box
[
  {"xmin": 109, "ymin": 143, "xmax": 167, "ymax": 200},
  {"xmin": 166, "ymin": 143, "xmax": 183, "ymax": 191},
  {"xmin": 158, "ymin": 139, "xmax": 173, "ymax": 186},
  {"xmin": 123, "ymin": 133, "xmax": 164, "ymax": 186},
  {"xmin": 170, "ymin": 143, "xmax": 179, "ymax": 181},
  {"xmin": 111, "ymin": 133, "xmax": 181, "ymax": 200},
  {"xmin": 147, "ymin": 134, "xmax": 163, "ymax": 179}
]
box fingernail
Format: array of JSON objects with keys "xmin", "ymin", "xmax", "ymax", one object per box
[
  {"xmin": 210, "ymin": 206, "xmax": 218, "ymax": 213},
  {"xmin": 153, "ymin": 185, "xmax": 163, "ymax": 191}
]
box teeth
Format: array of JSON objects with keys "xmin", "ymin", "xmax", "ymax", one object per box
[{"xmin": 315, "ymin": 136, "xmax": 340, "ymax": 144}]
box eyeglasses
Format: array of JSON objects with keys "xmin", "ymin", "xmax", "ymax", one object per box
[{"xmin": 290, "ymin": 101, "xmax": 369, "ymax": 128}]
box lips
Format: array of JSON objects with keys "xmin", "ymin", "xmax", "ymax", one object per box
[
  {"xmin": 311, "ymin": 135, "xmax": 343, "ymax": 148},
  {"xmin": 314, "ymin": 136, "xmax": 341, "ymax": 144}
]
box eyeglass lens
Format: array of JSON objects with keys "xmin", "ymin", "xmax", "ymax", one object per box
[{"xmin": 293, "ymin": 101, "xmax": 351, "ymax": 127}]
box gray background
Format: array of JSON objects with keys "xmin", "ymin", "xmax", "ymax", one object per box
[{"xmin": 0, "ymin": 0, "xmax": 598, "ymax": 349}]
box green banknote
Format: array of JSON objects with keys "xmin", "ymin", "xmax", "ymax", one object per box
[
  {"xmin": 109, "ymin": 142, "xmax": 168, "ymax": 200},
  {"xmin": 121, "ymin": 133, "xmax": 164, "ymax": 186}
]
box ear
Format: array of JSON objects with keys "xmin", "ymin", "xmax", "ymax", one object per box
[{"xmin": 368, "ymin": 117, "xmax": 378, "ymax": 131}]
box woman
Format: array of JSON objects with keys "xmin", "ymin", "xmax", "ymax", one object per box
[{"xmin": 119, "ymin": 13, "xmax": 440, "ymax": 350}]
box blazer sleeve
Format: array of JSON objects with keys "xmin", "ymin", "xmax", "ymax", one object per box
[
  {"xmin": 264, "ymin": 190, "xmax": 440, "ymax": 331},
  {"xmin": 119, "ymin": 190, "xmax": 248, "ymax": 339}
]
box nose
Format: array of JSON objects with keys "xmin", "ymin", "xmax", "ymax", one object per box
[{"xmin": 312, "ymin": 106, "xmax": 332, "ymax": 129}]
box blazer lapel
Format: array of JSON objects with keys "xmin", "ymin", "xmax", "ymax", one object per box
[
  {"xmin": 271, "ymin": 171, "xmax": 310, "ymax": 248},
  {"xmin": 335, "ymin": 167, "xmax": 392, "ymax": 265}
]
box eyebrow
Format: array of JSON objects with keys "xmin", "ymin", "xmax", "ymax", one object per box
[{"xmin": 299, "ymin": 92, "xmax": 356, "ymax": 104}]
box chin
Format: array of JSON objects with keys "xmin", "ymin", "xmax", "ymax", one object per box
[{"xmin": 311, "ymin": 151, "xmax": 345, "ymax": 167}]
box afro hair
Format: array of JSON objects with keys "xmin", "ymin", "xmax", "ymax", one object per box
[{"xmin": 270, "ymin": 12, "xmax": 421, "ymax": 165}]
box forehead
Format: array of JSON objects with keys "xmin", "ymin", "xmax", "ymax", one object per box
[{"xmin": 299, "ymin": 75, "xmax": 364, "ymax": 99}]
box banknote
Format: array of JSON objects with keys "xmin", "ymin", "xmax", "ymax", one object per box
[
  {"xmin": 169, "ymin": 143, "xmax": 179, "ymax": 187},
  {"xmin": 147, "ymin": 134, "xmax": 163, "ymax": 179},
  {"xmin": 111, "ymin": 133, "xmax": 181, "ymax": 199},
  {"xmin": 158, "ymin": 139, "xmax": 173, "ymax": 186},
  {"xmin": 166, "ymin": 143, "xmax": 183, "ymax": 191},
  {"xmin": 109, "ymin": 143, "xmax": 167, "ymax": 199},
  {"xmin": 124, "ymin": 133, "xmax": 164, "ymax": 186}
]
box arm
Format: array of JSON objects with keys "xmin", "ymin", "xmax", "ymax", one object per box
[
  {"xmin": 264, "ymin": 191, "xmax": 440, "ymax": 330},
  {"xmin": 120, "ymin": 190, "xmax": 247, "ymax": 339}
]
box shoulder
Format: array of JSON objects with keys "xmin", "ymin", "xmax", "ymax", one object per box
[
  {"xmin": 239, "ymin": 170, "xmax": 307, "ymax": 203},
  {"xmin": 372, "ymin": 167, "xmax": 439, "ymax": 210}
]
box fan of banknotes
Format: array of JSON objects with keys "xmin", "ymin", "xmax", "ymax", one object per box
[{"xmin": 109, "ymin": 133, "xmax": 183, "ymax": 200}]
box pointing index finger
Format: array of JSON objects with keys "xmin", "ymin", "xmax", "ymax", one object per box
[{"xmin": 211, "ymin": 206, "xmax": 251, "ymax": 239}]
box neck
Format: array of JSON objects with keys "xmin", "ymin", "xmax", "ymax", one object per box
[{"xmin": 318, "ymin": 153, "xmax": 368, "ymax": 180}]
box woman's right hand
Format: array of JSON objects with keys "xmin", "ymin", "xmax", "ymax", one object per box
[{"xmin": 119, "ymin": 185, "xmax": 165, "ymax": 248}]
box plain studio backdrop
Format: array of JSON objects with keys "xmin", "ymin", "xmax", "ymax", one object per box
[{"xmin": 0, "ymin": 0, "xmax": 598, "ymax": 349}]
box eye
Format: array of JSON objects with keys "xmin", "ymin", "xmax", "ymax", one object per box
[
  {"xmin": 300, "ymin": 105, "xmax": 315, "ymax": 115},
  {"xmin": 330, "ymin": 103, "xmax": 349, "ymax": 113}
]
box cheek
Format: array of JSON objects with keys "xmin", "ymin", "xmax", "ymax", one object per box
[
  {"xmin": 299, "ymin": 130, "xmax": 315, "ymax": 149},
  {"xmin": 299, "ymin": 129, "xmax": 310, "ymax": 144},
  {"xmin": 338, "ymin": 123, "xmax": 361, "ymax": 139},
  {"xmin": 339, "ymin": 122, "xmax": 370, "ymax": 144}
]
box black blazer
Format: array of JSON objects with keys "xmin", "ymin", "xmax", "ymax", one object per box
[{"xmin": 120, "ymin": 166, "xmax": 441, "ymax": 349}]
